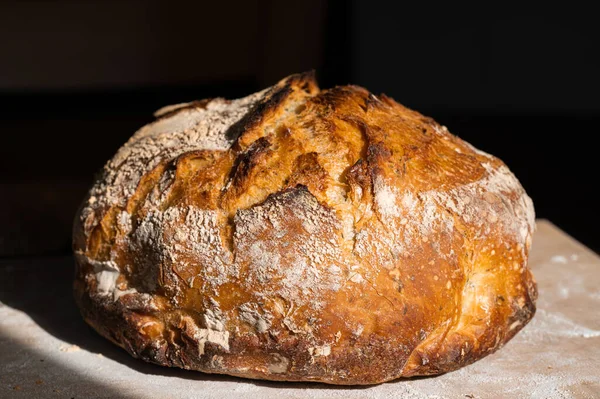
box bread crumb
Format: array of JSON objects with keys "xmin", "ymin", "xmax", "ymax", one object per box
[{"xmin": 59, "ymin": 344, "xmax": 81, "ymax": 353}]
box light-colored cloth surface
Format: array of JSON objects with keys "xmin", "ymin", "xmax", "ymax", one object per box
[{"xmin": 1, "ymin": 220, "xmax": 598, "ymax": 398}]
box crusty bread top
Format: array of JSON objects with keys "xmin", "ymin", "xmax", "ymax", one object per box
[
  {"xmin": 73, "ymin": 72, "xmax": 536, "ymax": 383},
  {"xmin": 77, "ymin": 71, "xmax": 533, "ymax": 250}
]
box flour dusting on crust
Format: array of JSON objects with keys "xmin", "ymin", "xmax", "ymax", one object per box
[
  {"xmin": 80, "ymin": 89, "xmax": 268, "ymax": 235},
  {"xmin": 73, "ymin": 73, "xmax": 537, "ymax": 385}
]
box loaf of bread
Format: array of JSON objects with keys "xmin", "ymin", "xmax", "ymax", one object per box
[{"xmin": 73, "ymin": 72, "xmax": 537, "ymax": 385}]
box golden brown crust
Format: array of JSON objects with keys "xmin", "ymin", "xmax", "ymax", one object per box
[{"xmin": 73, "ymin": 72, "xmax": 537, "ymax": 385}]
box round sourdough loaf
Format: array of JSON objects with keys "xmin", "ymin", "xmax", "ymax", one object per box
[{"xmin": 73, "ymin": 72, "xmax": 537, "ymax": 385}]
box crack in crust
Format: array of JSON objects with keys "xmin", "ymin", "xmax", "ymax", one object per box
[{"xmin": 73, "ymin": 72, "xmax": 537, "ymax": 385}]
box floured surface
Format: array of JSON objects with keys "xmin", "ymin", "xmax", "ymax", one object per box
[{"xmin": 1, "ymin": 220, "xmax": 599, "ymax": 398}]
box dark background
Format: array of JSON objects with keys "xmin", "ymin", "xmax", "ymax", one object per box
[{"xmin": 1, "ymin": 1, "xmax": 598, "ymax": 257}]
